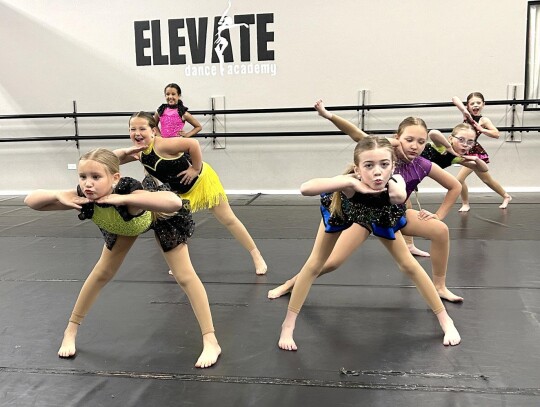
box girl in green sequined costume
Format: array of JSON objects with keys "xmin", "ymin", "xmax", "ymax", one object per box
[
  {"xmin": 24, "ymin": 148, "xmax": 220, "ymax": 368},
  {"xmin": 277, "ymin": 138, "xmax": 461, "ymax": 352}
]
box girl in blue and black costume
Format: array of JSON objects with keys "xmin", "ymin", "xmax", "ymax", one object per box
[
  {"xmin": 278, "ymin": 137, "xmax": 461, "ymax": 352},
  {"xmin": 115, "ymin": 111, "xmax": 267, "ymax": 275},
  {"xmin": 269, "ymin": 102, "xmax": 463, "ymax": 302},
  {"xmin": 24, "ymin": 148, "xmax": 220, "ymax": 368}
]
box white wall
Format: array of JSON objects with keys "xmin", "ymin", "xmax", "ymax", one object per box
[{"xmin": 1, "ymin": 0, "xmax": 538, "ymax": 193}]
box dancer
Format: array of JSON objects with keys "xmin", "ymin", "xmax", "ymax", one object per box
[
  {"xmin": 115, "ymin": 111, "xmax": 267, "ymax": 275},
  {"xmin": 423, "ymin": 123, "xmax": 489, "ymax": 172},
  {"xmin": 24, "ymin": 148, "xmax": 221, "ymax": 368},
  {"xmin": 154, "ymin": 83, "xmax": 202, "ymax": 139},
  {"xmin": 403, "ymin": 123, "xmax": 489, "ymax": 256},
  {"xmin": 434, "ymin": 93, "xmax": 511, "ymax": 212},
  {"xmin": 278, "ymin": 137, "xmax": 461, "ymax": 351},
  {"xmin": 269, "ymin": 101, "xmax": 463, "ymax": 302}
]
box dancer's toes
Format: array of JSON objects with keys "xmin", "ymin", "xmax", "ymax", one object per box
[
  {"xmin": 438, "ymin": 287, "xmax": 464, "ymax": 303},
  {"xmin": 499, "ymin": 195, "xmax": 512, "ymax": 209},
  {"xmin": 440, "ymin": 319, "xmax": 461, "ymax": 346},
  {"xmin": 278, "ymin": 337, "xmax": 298, "ymax": 351},
  {"xmin": 458, "ymin": 204, "xmax": 470, "ymax": 212},
  {"xmin": 408, "ymin": 244, "xmax": 430, "ymax": 257},
  {"xmin": 195, "ymin": 335, "xmax": 221, "ymax": 368},
  {"xmin": 443, "ymin": 328, "xmax": 461, "ymax": 346},
  {"xmin": 255, "ymin": 261, "xmax": 268, "ymax": 275},
  {"xmin": 268, "ymin": 284, "xmax": 291, "ymax": 299},
  {"xmin": 58, "ymin": 337, "xmax": 76, "ymax": 358},
  {"xmin": 278, "ymin": 326, "xmax": 297, "ymax": 351},
  {"xmin": 251, "ymin": 249, "xmax": 268, "ymax": 275}
]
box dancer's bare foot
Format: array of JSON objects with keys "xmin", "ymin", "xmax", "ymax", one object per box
[
  {"xmin": 195, "ymin": 333, "xmax": 221, "ymax": 368},
  {"xmin": 278, "ymin": 324, "xmax": 298, "ymax": 351},
  {"xmin": 250, "ymin": 248, "xmax": 267, "ymax": 275},
  {"xmin": 437, "ymin": 287, "xmax": 464, "ymax": 303},
  {"xmin": 407, "ymin": 244, "xmax": 430, "ymax": 257},
  {"xmin": 436, "ymin": 310, "xmax": 461, "ymax": 346},
  {"xmin": 458, "ymin": 203, "xmax": 470, "ymax": 212},
  {"xmin": 499, "ymin": 194, "xmax": 512, "ymax": 209},
  {"xmin": 268, "ymin": 280, "xmax": 295, "ymax": 299},
  {"xmin": 58, "ymin": 322, "xmax": 78, "ymax": 358},
  {"xmin": 314, "ymin": 99, "xmax": 333, "ymax": 119}
]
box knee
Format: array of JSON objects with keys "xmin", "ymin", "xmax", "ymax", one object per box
[
  {"xmin": 397, "ymin": 259, "xmax": 419, "ymax": 278},
  {"xmin": 171, "ymin": 269, "xmax": 197, "ymax": 288},
  {"xmin": 304, "ymin": 259, "xmax": 325, "ymax": 278},
  {"xmin": 92, "ymin": 267, "xmax": 117, "ymax": 284},
  {"xmin": 217, "ymin": 213, "xmax": 238, "ymax": 228},
  {"xmin": 431, "ymin": 222, "xmax": 449, "ymax": 241}
]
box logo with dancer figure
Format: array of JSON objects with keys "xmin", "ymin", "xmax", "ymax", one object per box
[
  {"xmin": 215, "ymin": 0, "xmax": 248, "ymax": 76},
  {"xmin": 134, "ymin": 2, "xmax": 276, "ymax": 76}
]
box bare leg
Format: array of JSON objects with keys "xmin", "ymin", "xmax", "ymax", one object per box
[
  {"xmin": 378, "ymin": 233, "xmax": 461, "ymax": 345},
  {"xmin": 268, "ymin": 224, "xmax": 369, "ymax": 299},
  {"xmin": 210, "ymin": 200, "xmax": 267, "ymax": 275},
  {"xmin": 401, "ymin": 210, "xmax": 463, "ymax": 302},
  {"xmin": 403, "ymin": 199, "xmax": 430, "ymax": 257},
  {"xmin": 456, "ymin": 167, "xmax": 473, "ymax": 212},
  {"xmin": 59, "ymin": 236, "xmax": 137, "ymax": 358},
  {"xmin": 278, "ymin": 222, "xmax": 344, "ymax": 351},
  {"xmin": 164, "ymin": 243, "xmax": 221, "ymax": 368},
  {"xmin": 475, "ymin": 170, "xmax": 512, "ymax": 209}
]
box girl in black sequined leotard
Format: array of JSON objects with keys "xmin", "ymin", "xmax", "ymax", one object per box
[
  {"xmin": 115, "ymin": 111, "xmax": 267, "ymax": 275},
  {"xmin": 277, "ymin": 137, "xmax": 461, "ymax": 353}
]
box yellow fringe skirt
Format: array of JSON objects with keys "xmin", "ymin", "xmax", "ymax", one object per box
[{"xmin": 180, "ymin": 162, "xmax": 228, "ymax": 212}]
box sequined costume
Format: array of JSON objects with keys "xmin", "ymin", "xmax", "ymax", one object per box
[
  {"xmin": 156, "ymin": 103, "xmax": 188, "ymax": 138},
  {"xmin": 319, "ymin": 182, "xmax": 407, "ymax": 240},
  {"xmin": 78, "ymin": 177, "xmax": 194, "ymax": 252},
  {"xmin": 394, "ymin": 156, "xmax": 432, "ymax": 199},
  {"xmin": 420, "ymin": 143, "xmax": 461, "ymax": 169},
  {"xmin": 466, "ymin": 114, "xmax": 490, "ymax": 163},
  {"xmin": 140, "ymin": 139, "xmax": 227, "ymax": 212}
]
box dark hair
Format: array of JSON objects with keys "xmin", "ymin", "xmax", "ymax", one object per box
[
  {"xmin": 466, "ymin": 92, "xmax": 485, "ymax": 103},
  {"xmin": 156, "ymin": 83, "xmax": 188, "ymax": 117},
  {"xmin": 129, "ymin": 111, "xmax": 158, "ymax": 128}
]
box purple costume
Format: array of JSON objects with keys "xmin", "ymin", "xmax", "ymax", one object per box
[{"xmin": 394, "ymin": 156, "xmax": 433, "ymax": 200}]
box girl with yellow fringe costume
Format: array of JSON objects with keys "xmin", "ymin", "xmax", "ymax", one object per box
[{"xmin": 115, "ymin": 111, "xmax": 267, "ymax": 275}]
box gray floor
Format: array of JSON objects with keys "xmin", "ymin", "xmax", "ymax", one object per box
[{"xmin": 0, "ymin": 193, "xmax": 539, "ymax": 406}]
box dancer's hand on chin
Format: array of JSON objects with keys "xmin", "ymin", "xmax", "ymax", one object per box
[{"xmin": 57, "ymin": 191, "xmax": 90, "ymax": 209}]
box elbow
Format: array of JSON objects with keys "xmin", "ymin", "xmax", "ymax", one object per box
[
  {"xmin": 24, "ymin": 193, "xmax": 41, "ymax": 209},
  {"xmin": 163, "ymin": 193, "xmax": 183, "ymax": 212},
  {"xmin": 390, "ymin": 192, "xmax": 407, "ymax": 205},
  {"xmin": 171, "ymin": 195, "xmax": 183, "ymax": 211},
  {"xmin": 299, "ymin": 182, "xmax": 315, "ymax": 196},
  {"xmin": 23, "ymin": 195, "xmax": 33, "ymax": 208}
]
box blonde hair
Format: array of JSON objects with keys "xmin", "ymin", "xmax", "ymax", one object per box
[
  {"xmin": 451, "ymin": 123, "xmax": 474, "ymax": 137},
  {"xmin": 79, "ymin": 148, "xmax": 120, "ymax": 174},
  {"xmin": 396, "ymin": 116, "xmax": 428, "ymax": 137},
  {"xmin": 79, "ymin": 148, "xmax": 170, "ymax": 222},
  {"xmin": 329, "ymin": 137, "xmax": 395, "ymax": 218}
]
